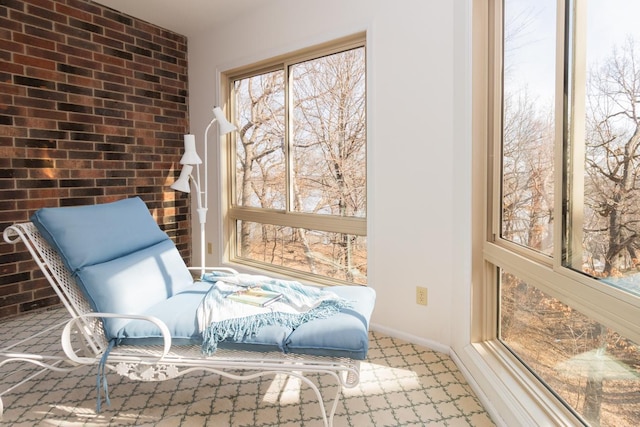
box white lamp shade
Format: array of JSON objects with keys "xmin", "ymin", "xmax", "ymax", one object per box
[
  {"xmin": 180, "ymin": 134, "xmax": 203, "ymax": 165},
  {"xmin": 212, "ymin": 106, "xmax": 237, "ymax": 135},
  {"xmin": 170, "ymin": 164, "xmax": 193, "ymax": 193}
]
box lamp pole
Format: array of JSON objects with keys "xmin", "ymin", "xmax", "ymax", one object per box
[{"xmin": 171, "ymin": 107, "xmax": 236, "ymax": 278}]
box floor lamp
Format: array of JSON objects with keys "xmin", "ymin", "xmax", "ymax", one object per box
[{"xmin": 170, "ymin": 107, "xmax": 237, "ymax": 277}]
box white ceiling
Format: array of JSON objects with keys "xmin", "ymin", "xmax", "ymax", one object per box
[{"xmin": 95, "ymin": 0, "xmax": 255, "ymax": 37}]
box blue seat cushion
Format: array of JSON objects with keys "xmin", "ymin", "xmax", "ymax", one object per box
[
  {"xmin": 117, "ymin": 281, "xmax": 292, "ymax": 351},
  {"xmin": 117, "ymin": 282, "xmax": 376, "ymax": 359},
  {"xmin": 284, "ymin": 285, "xmax": 376, "ymax": 359}
]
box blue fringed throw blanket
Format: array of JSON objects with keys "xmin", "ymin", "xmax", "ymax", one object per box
[{"xmin": 197, "ymin": 273, "xmax": 352, "ymax": 355}]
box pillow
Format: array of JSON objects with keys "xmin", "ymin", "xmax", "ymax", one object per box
[
  {"xmin": 30, "ymin": 197, "xmax": 195, "ymax": 339},
  {"xmin": 31, "ymin": 197, "xmax": 169, "ymax": 273},
  {"xmin": 78, "ymin": 239, "xmax": 195, "ymax": 337}
]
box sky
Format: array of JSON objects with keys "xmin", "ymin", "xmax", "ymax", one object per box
[{"xmin": 504, "ymin": 0, "xmax": 640, "ymax": 103}]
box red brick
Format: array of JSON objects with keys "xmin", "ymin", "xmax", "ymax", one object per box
[
  {"xmin": 13, "ymin": 53, "xmax": 56, "ymax": 70},
  {"xmin": 1, "ymin": 0, "xmax": 189, "ymax": 319},
  {"xmin": 26, "ymin": 188, "xmax": 70, "ymax": 199},
  {"xmin": 0, "ymin": 16, "xmax": 22, "ymax": 32},
  {"xmin": 93, "ymin": 15, "xmax": 125, "ymax": 33},
  {"xmin": 104, "ymin": 26, "xmax": 134, "ymax": 44},
  {"xmin": 25, "ymin": 22, "xmax": 66, "ymax": 43},
  {"xmin": 25, "ymin": 67, "xmax": 66, "ymax": 83},
  {"xmin": 101, "ymin": 64, "xmax": 132, "ymax": 79},
  {"xmin": 1, "ymin": 38, "xmax": 26, "ymax": 54},
  {"xmin": 29, "ymin": 168, "xmax": 70, "ymax": 179},
  {"xmin": 93, "ymin": 51, "xmax": 125, "ymax": 68},
  {"xmin": 29, "ymin": 107, "xmax": 67, "ymax": 121},
  {"xmin": 26, "ymin": 45, "xmax": 66, "ymax": 63},
  {"xmin": 13, "ymin": 116, "xmax": 58, "ymax": 129},
  {"xmin": 13, "ymin": 32, "xmax": 56, "ymax": 51},
  {"xmin": 71, "ymin": 168, "xmax": 105, "ymax": 178},
  {"xmin": 67, "ymin": 74, "xmax": 102, "ymax": 89},
  {"xmin": 26, "ymin": 3, "xmax": 67, "ymax": 24},
  {"xmin": 55, "ymin": 2, "xmax": 92, "ymax": 22}
]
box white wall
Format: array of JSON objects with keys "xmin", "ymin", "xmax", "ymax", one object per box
[{"xmin": 187, "ymin": 0, "xmax": 472, "ymax": 351}]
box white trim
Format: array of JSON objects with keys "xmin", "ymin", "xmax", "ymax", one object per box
[
  {"xmin": 216, "ymin": 26, "xmax": 370, "ymax": 83},
  {"xmin": 369, "ymin": 323, "xmax": 450, "ymax": 355},
  {"xmin": 449, "ymin": 347, "xmax": 507, "ymax": 427},
  {"xmin": 454, "ymin": 342, "xmax": 582, "ymax": 427}
]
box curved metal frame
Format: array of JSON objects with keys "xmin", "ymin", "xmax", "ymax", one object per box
[{"xmin": 1, "ymin": 223, "xmax": 362, "ymax": 427}]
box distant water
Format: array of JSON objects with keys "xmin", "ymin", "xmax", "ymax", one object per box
[{"xmin": 600, "ymin": 275, "xmax": 640, "ymax": 298}]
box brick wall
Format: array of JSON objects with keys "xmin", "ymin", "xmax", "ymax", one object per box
[{"xmin": 0, "ymin": 0, "xmax": 191, "ymax": 318}]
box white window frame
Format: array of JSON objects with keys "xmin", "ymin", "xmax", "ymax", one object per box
[
  {"xmin": 219, "ymin": 34, "xmax": 367, "ymax": 286},
  {"xmin": 461, "ymin": 1, "xmax": 640, "ymax": 425}
]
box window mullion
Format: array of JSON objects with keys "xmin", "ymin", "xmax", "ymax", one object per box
[
  {"xmin": 489, "ymin": 0, "xmax": 504, "ymax": 245},
  {"xmin": 559, "ymin": 0, "xmax": 587, "ymax": 272},
  {"xmin": 285, "ymin": 63, "xmax": 293, "ymax": 213},
  {"xmin": 554, "ymin": 0, "xmax": 568, "ymax": 271}
]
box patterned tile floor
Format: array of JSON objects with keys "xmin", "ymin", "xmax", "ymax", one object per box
[{"xmin": 0, "ymin": 308, "xmax": 495, "ymax": 426}]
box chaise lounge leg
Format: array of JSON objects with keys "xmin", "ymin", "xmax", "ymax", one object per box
[
  {"xmin": 285, "ymin": 371, "xmax": 342, "ymax": 427},
  {"xmin": 0, "ymin": 355, "xmax": 86, "ymax": 420}
]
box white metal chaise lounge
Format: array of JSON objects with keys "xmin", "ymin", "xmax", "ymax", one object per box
[{"xmin": 0, "ymin": 197, "xmax": 376, "ymax": 426}]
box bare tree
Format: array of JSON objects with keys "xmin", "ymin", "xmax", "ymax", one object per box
[
  {"xmin": 585, "ymin": 37, "xmax": 640, "ymax": 276},
  {"xmin": 502, "ymin": 88, "xmax": 555, "ymax": 253},
  {"xmin": 232, "ymin": 47, "xmax": 366, "ymax": 282},
  {"xmin": 291, "ymin": 48, "xmax": 366, "ymax": 281},
  {"xmin": 576, "ymin": 36, "xmax": 640, "ymax": 424},
  {"xmin": 235, "ymin": 71, "xmax": 285, "ymax": 256}
]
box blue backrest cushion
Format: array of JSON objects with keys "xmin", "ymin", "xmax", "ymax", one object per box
[
  {"xmin": 31, "ymin": 197, "xmax": 169, "ymax": 272},
  {"xmin": 79, "ymin": 239, "xmax": 195, "ymax": 337},
  {"xmin": 31, "ymin": 197, "xmax": 195, "ymax": 339}
]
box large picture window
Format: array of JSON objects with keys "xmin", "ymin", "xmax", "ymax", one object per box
[
  {"xmin": 491, "ymin": 1, "xmax": 640, "ymax": 425},
  {"xmin": 223, "ymin": 36, "xmax": 367, "ymax": 285}
]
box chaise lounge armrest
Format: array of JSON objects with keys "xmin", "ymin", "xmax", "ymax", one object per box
[{"xmin": 61, "ymin": 313, "xmax": 172, "ymax": 365}]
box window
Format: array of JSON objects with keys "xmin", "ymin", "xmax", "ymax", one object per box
[
  {"xmin": 487, "ymin": 1, "xmax": 640, "ymax": 425},
  {"xmin": 222, "ymin": 35, "xmax": 366, "ymax": 285}
]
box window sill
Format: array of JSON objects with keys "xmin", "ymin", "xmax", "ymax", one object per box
[{"xmin": 451, "ymin": 340, "xmax": 583, "ymax": 427}]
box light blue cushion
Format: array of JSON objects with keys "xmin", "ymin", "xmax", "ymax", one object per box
[
  {"xmin": 117, "ymin": 281, "xmax": 212, "ymax": 345},
  {"xmin": 284, "ymin": 286, "xmax": 376, "ymax": 360},
  {"xmin": 31, "ymin": 197, "xmax": 169, "ymax": 273},
  {"xmin": 118, "ymin": 281, "xmax": 291, "ymax": 351},
  {"xmin": 30, "ymin": 197, "xmax": 194, "ymax": 339},
  {"xmin": 29, "ymin": 198, "xmax": 376, "ymax": 357},
  {"xmin": 117, "ymin": 281, "xmax": 375, "ymax": 357},
  {"xmin": 79, "ymin": 239, "xmax": 194, "ymax": 338}
]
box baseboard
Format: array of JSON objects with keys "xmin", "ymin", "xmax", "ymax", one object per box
[
  {"xmin": 369, "ymin": 322, "xmax": 450, "ymax": 355},
  {"xmin": 450, "ymin": 346, "xmax": 507, "ymax": 427}
]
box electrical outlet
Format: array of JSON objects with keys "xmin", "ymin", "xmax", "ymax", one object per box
[
  {"xmin": 207, "ymin": 242, "xmax": 212, "ymax": 254},
  {"xmin": 416, "ymin": 286, "xmax": 428, "ymax": 306}
]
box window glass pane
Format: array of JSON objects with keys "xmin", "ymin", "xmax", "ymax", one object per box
[
  {"xmin": 233, "ymin": 70, "xmax": 286, "ymax": 209},
  {"xmin": 500, "ymin": 269, "xmax": 640, "ymax": 426},
  {"xmin": 236, "ymin": 220, "xmax": 367, "ymax": 284},
  {"xmin": 564, "ymin": 0, "xmax": 640, "ymax": 297},
  {"xmin": 501, "ymin": 0, "xmax": 556, "ymax": 255},
  {"xmin": 290, "ymin": 47, "xmax": 366, "ymax": 218},
  {"xmin": 228, "ymin": 39, "xmax": 367, "ymax": 284}
]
